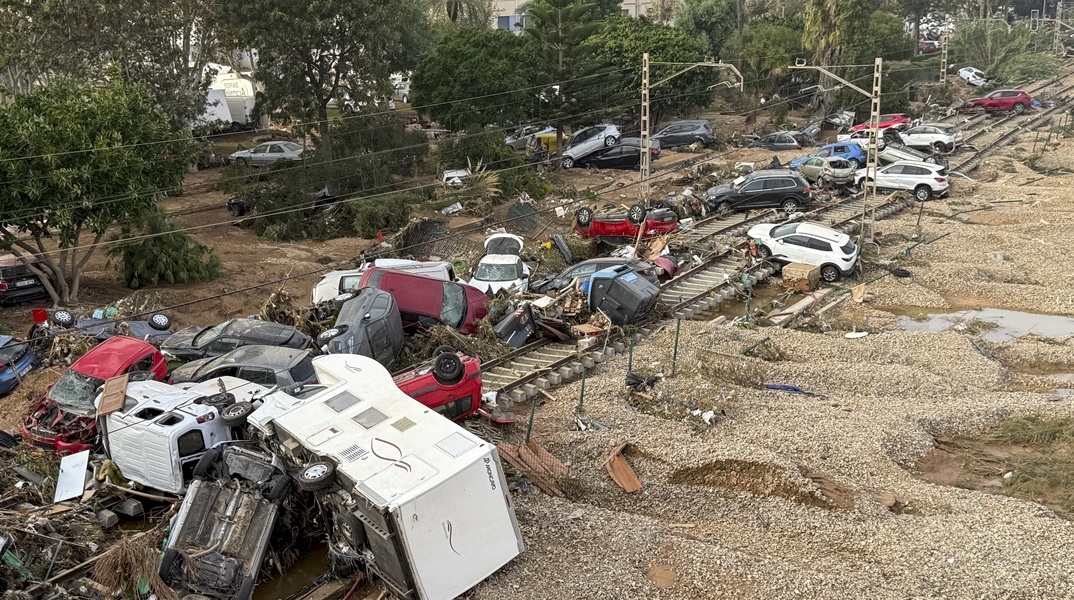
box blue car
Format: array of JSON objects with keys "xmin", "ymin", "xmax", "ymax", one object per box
[
  {"xmin": 0, "ymin": 335, "xmax": 37, "ymax": 397},
  {"xmin": 789, "ymin": 142, "xmax": 868, "ymax": 171}
]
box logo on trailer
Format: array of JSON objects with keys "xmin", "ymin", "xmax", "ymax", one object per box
[{"xmin": 484, "ymin": 457, "xmax": 497, "ymax": 490}]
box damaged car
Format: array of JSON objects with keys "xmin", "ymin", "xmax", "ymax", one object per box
[
  {"xmin": 162, "ymin": 318, "xmax": 314, "ymax": 362},
  {"xmin": 169, "ymin": 345, "xmax": 317, "ymax": 388},
  {"xmin": 393, "ymin": 345, "xmax": 482, "ymax": 420},
  {"xmin": 311, "ymin": 259, "xmax": 457, "ymax": 305},
  {"xmin": 357, "ymin": 268, "xmax": 490, "ymax": 335},
  {"xmin": 0, "ymin": 334, "xmax": 37, "ymax": 397},
  {"xmin": 317, "ymin": 288, "xmax": 404, "ymax": 368},
  {"xmin": 573, "ymin": 203, "xmax": 679, "ymax": 241},
  {"xmin": 747, "ymin": 220, "xmax": 859, "ymax": 282},
  {"xmin": 469, "ymin": 233, "xmax": 530, "ymax": 296},
  {"xmin": 39, "ymin": 309, "xmax": 174, "ymax": 345},
  {"xmin": 531, "ymin": 257, "xmax": 677, "ymax": 293}
]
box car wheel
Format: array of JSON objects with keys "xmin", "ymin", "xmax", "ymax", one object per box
[
  {"xmin": 562, "ymin": 156, "xmax": 574, "ymax": 169},
  {"xmin": 220, "ymin": 401, "xmax": 254, "ymax": 427},
  {"xmin": 781, "ymin": 199, "xmax": 800, "ymax": 213},
  {"xmin": 158, "ymin": 548, "xmax": 180, "ymax": 581},
  {"xmin": 432, "ymin": 344, "xmax": 456, "ymax": 358},
  {"xmin": 236, "ymin": 574, "xmax": 256, "ymax": 600},
  {"xmin": 933, "ymin": 141, "xmax": 949, "ymax": 153},
  {"xmin": 317, "ymin": 327, "xmax": 341, "ymax": 343},
  {"xmin": 203, "ymin": 392, "xmax": 235, "ymax": 408},
  {"xmin": 432, "ymin": 352, "xmax": 464, "ymax": 386},
  {"xmin": 914, "ymin": 185, "xmax": 931, "ymax": 202},
  {"xmin": 51, "ymin": 310, "xmax": 74, "ymax": 328},
  {"xmin": 757, "ymin": 245, "xmax": 772, "ymax": 259},
  {"xmin": 148, "ymin": 313, "xmax": 171, "ymax": 331},
  {"xmin": 604, "ymin": 135, "xmax": 618, "ymax": 147},
  {"xmin": 820, "ymin": 265, "xmax": 841, "ymax": 283},
  {"xmin": 331, "ymin": 292, "xmax": 355, "ymax": 309},
  {"xmin": 847, "ymin": 158, "xmax": 861, "ymax": 169},
  {"xmin": 1012, "ymin": 102, "xmax": 1026, "ymax": 114},
  {"xmin": 236, "ymin": 157, "xmax": 249, "ymax": 168},
  {"xmin": 297, "ymin": 460, "xmax": 337, "ymax": 492},
  {"xmin": 715, "ymin": 201, "xmax": 732, "ymax": 215},
  {"xmin": 627, "ymin": 203, "xmax": 646, "ymax": 225},
  {"xmin": 575, "ymin": 207, "xmax": 593, "ymax": 228},
  {"xmin": 402, "ymin": 95, "xmax": 410, "ymax": 104},
  {"xmin": 192, "ymin": 447, "xmax": 223, "ymax": 480}
]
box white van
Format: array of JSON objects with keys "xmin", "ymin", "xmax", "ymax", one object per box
[{"xmin": 311, "ymin": 259, "xmax": 457, "ymax": 305}]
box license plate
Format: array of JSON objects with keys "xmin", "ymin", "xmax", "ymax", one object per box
[
  {"xmin": 18, "ymin": 363, "xmax": 32, "ymax": 377},
  {"xmin": 14, "ymin": 279, "xmax": 36, "ymax": 288}
]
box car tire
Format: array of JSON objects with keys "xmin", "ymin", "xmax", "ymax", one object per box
[
  {"xmin": 220, "ymin": 401, "xmax": 254, "ymax": 427},
  {"xmin": 297, "ymin": 460, "xmax": 337, "ymax": 492},
  {"xmin": 604, "ymin": 135, "xmax": 618, "ymax": 147},
  {"xmin": 847, "ymin": 158, "xmax": 861, "ymax": 169},
  {"xmin": 236, "ymin": 157, "xmax": 249, "ymax": 168},
  {"xmin": 933, "ymin": 141, "xmax": 949, "ymax": 153},
  {"xmin": 914, "ymin": 185, "xmax": 931, "ymax": 202},
  {"xmin": 757, "ymin": 245, "xmax": 772, "ymax": 259},
  {"xmin": 51, "ymin": 310, "xmax": 74, "ymax": 328},
  {"xmin": 267, "ymin": 475, "xmax": 291, "ymax": 503},
  {"xmin": 715, "ymin": 201, "xmax": 732, "ymax": 215},
  {"xmin": 148, "ymin": 313, "xmax": 171, "ymax": 331},
  {"xmin": 236, "ymin": 574, "xmax": 256, "ymax": 600},
  {"xmin": 781, "ymin": 199, "xmax": 800, "ymax": 213},
  {"xmin": 1012, "ymin": 102, "xmax": 1026, "ymax": 114},
  {"xmin": 562, "ymin": 156, "xmax": 575, "ymax": 169},
  {"xmin": 575, "ymin": 207, "xmax": 593, "ymax": 228},
  {"xmin": 627, "ymin": 203, "xmax": 646, "ymax": 225},
  {"xmin": 331, "ymin": 292, "xmax": 356, "ymax": 310},
  {"xmin": 433, "ymin": 352, "xmax": 464, "ymax": 386},
  {"xmin": 318, "ymin": 327, "xmax": 341, "ymax": 343},
  {"xmin": 192, "ymin": 447, "xmax": 223, "ymax": 480},
  {"xmin": 402, "ymin": 95, "xmax": 410, "ymax": 104},
  {"xmin": 820, "ymin": 265, "xmax": 841, "ymax": 283},
  {"xmin": 432, "ymin": 344, "xmax": 456, "ymax": 358},
  {"xmin": 158, "ymin": 548, "xmax": 180, "ymax": 581},
  {"xmin": 203, "ymin": 392, "xmax": 236, "ymax": 408}
]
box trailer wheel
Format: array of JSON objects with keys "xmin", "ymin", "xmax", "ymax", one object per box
[
  {"xmin": 297, "ymin": 460, "xmax": 337, "ymax": 492},
  {"xmin": 432, "ymin": 352, "xmax": 464, "ymax": 386},
  {"xmin": 158, "ymin": 548, "xmax": 180, "ymax": 581},
  {"xmin": 220, "ymin": 401, "xmax": 254, "ymax": 427}
]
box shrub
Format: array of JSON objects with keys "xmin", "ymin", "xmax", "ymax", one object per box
[{"xmin": 107, "ymin": 210, "xmax": 220, "ymax": 288}]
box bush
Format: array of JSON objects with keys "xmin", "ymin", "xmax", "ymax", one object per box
[
  {"xmin": 107, "ymin": 210, "xmax": 220, "ymax": 288},
  {"xmin": 436, "ymin": 130, "xmax": 544, "ymax": 201}
]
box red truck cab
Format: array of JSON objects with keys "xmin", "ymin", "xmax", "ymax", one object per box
[{"xmin": 22, "ymin": 336, "xmax": 168, "ymax": 454}]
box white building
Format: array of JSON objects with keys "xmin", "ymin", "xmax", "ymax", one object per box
[{"xmin": 491, "ymin": 0, "xmax": 657, "ymax": 31}]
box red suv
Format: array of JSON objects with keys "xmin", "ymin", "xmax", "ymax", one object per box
[
  {"xmin": 849, "ymin": 113, "xmax": 911, "ymax": 133},
  {"xmin": 357, "ymin": 268, "xmax": 490, "ymax": 335},
  {"xmin": 393, "ymin": 346, "xmax": 481, "ymax": 421},
  {"xmin": 22, "ymin": 336, "xmax": 168, "ymax": 454},
  {"xmin": 965, "ymin": 90, "xmax": 1033, "ymax": 114}
]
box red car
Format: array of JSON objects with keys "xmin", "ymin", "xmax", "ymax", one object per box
[
  {"xmin": 964, "ymin": 90, "xmax": 1033, "ymax": 114},
  {"xmin": 573, "ymin": 204, "xmax": 679, "ymax": 240},
  {"xmin": 393, "ymin": 346, "xmax": 481, "ymax": 421},
  {"xmin": 358, "ymin": 268, "xmax": 490, "ymax": 335},
  {"xmin": 22, "ymin": 336, "xmax": 168, "ymax": 454},
  {"xmin": 848, "ymin": 113, "xmax": 911, "ymax": 133}
]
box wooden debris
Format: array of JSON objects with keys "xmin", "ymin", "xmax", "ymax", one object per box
[
  {"xmin": 497, "ymin": 441, "xmax": 567, "ymax": 497},
  {"xmin": 604, "ymin": 442, "xmax": 643, "ymax": 493}
]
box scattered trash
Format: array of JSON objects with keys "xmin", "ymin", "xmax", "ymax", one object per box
[
  {"xmin": 764, "ymin": 383, "xmax": 828, "ymax": 399},
  {"xmin": 845, "ymin": 331, "xmax": 869, "ymax": 339},
  {"xmin": 440, "ymin": 201, "xmax": 464, "ymax": 215},
  {"xmin": 625, "ymin": 371, "xmax": 661, "ymax": 393},
  {"xmin": 498, "ymin": 440, "xmax": 568, "ymax": 497}
]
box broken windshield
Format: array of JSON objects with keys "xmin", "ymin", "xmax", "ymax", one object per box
[
  {"xmin": 49, "ymin": 369, "xmax": 105, "ymax": 412},
  {"xmin": 474, "ymin": 262, "xmax": 522, "ymax": 282}
]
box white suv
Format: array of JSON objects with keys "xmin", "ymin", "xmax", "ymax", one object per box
[
  {"xmin": 561, "ymin": 124, "xmax": 620, "ymax": 168},
  {"xmin": 747, "ymin": 221, "xmax": 859, "ymax": 282},
  {"xmin": 854, "ymin": 160, "xmax": 950, "ymax": 201},
  {"xmin": 900, "ymin": 123, "xmax": 963, "ymax": 153}
]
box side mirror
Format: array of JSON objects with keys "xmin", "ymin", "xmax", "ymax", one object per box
[{"xmin": 521, "ymin": 273, "xmax": 529, "ymax": 279}]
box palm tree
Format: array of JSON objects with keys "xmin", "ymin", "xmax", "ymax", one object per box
[{"xmin": 428, "ymin": 0, "xmax": 494, "ymax": 27}]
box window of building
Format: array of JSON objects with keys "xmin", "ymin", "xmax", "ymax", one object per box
[{"xmin": 497, "ymin": 15, "xmax": 511, "ymax": 29}]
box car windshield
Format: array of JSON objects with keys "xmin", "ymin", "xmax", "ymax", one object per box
[
  {"xmin": 840, "ymin": 240, "xmax": 857, "ymax": 255},
  {"xmin": 0, "ymin": 341, "xmax": 27, "ymax": 363},
  {"xmin": 49, "ymin": 369, "xmax": 105, "ymax": 411},
  {"xmin": 440, "ymin": 283, "xmax": 467, "ymax": 328},
  {"xmin": 474, "ymin": 261, "xmax": 522, "ymax": 282},
  {"xmin": 192, "ymin": 321, "xmax": 229, "ymax": 347},
  {"xmin": 771, "ymin": 223, "xmax": 799, "ymax": 238}
]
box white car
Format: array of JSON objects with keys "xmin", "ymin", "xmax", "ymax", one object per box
[
  {"xmin": 958, "ymin": 67, "xmax": 988, "ymax": 87},
  {"xmin": 747, "ymin": 221, "xmax": 859, "ymax": 283},
  {"xmin": 561, "ymin": 124, "xmax": 620, "ymax": 169},
  {"xmin": 854, "ymin": 160, "xmax": 950, "ymax": 202},
  {"xmin": 442, "ymin": 168, "xmax": 471, "ymax": 187},
  {"xmin": 311, "ymin": 259, "xmax": 457, "ymax": 305},
  {"xmin": 795, "ymin": 156, "xmax": 856, "ymax": 186},
  {"xmin": 900, "ymin": 123, "xmax": 963, "ymax": 153},
  {"xmin": 468, "ymin": 233, "xmax": 530, "ymax": 295}
]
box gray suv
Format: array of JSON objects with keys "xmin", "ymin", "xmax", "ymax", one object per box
[
  {"xmin": 317, "ymin": 288, "xmax": 404, "ymax": 369},
  {"xmin": 652, "ymin": 120, "xmax": 715, "ymax": 147},
  {"xmin": 705, "ymin": 169, "xmax": 813, "ymax": 214}
]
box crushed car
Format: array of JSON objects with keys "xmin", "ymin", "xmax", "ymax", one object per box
[
  {"xmin": 357, "ymin": 267, "xmax": 490, "ymax": 335},
  {"xmin": 573, "ymin": 203, "xmax": 679, "ymax": 241},
  {"xmin": 469, "ymin": 233, "xmax": 531, "ymax": 296},
  {"xmin": 162, "ymin": 318, "xmax": 314, "ymax": 362},
  {"xmin": 311, "ymin": 258, "xmax": 457, "ymax": 305},
  {"xmin": 531, "ymin": 257, "xmax": 677, "ymax": 293},
  {"xmin": 169, "ymin": 345, "xmax": 317, "ymax": 388},
  {"xmin": 394, "ymin": 345, "xmax": 482, "ymax": 420},
  {"xmin": 317, "ymin": 287, "xmax": 404, "ymax": 368},
  {"xmin": 36, "ymin": 309, "xmax": 174, "ymax": 345},
  {"xmin": 587, "ymin": 265, "xmax": 661, "ymax": 325},
  {"xmin": 0, "ymin": 334, "xmax": 37, "ymax": 397}
]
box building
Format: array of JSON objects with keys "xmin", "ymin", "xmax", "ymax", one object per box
[{"xmin": 491, "ymin": 0, "xmax": 657, "ymax": 31}]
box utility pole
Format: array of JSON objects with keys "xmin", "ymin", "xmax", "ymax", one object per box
[
  {"xmin": 1055, "ymin": 2, "xmax": 1065, "ymax": 56},
  {"xmin": 640, "ymin": 54, "xmax": 743, "ymax": 201},
  {"xmin": 940, "ymin": 34, "xmax": 949, "ymax": 85},
  {"xmin": 790, "ymin": 58, "xmax": 883, "ymax": 240}
]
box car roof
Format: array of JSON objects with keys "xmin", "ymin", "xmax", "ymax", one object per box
[
  {"xmin": 204, "ymin": 344, "xmax": 308, "ymax": 369},
  {"xmin": 337, "ymin": 287, "xmax": 395, "ymax": 324},
  {"xmin": 479, "ymin": 254, "xmax": 523, "ymax": 265},
  {"xmin": 666, "ymin": 119, "xmax": 707, "ymax": 126},
  {"xmin": 992, "ymin": 89, "xmax": 1027, "ymax": 94},
  {"xmin": 795, "ymin": 222, "xmax": 851, "ymax": 244},
  {"xmin": 750, "ymin": 169, "xmax": 802, "ymax": 177},
  {"xmin": 915, "ymin": 122, "xmax": 953, "ymax": 128},
  {"xmin": 71, "ymin": 336, "xmax": 157, "ymax": 378}
]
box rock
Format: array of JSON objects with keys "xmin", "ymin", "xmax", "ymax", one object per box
[{"xmin": 96, "ymin": 509, "xmax": 119, "ymax": 529}]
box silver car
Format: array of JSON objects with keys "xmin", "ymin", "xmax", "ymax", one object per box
[
  {"xmin": 230, "ymin": 141, "xmax": 305, "ymax": 167},
  {"xmin": 561, "ymin": 124, "xmax": 620, "ymax": 169},
  {"xmin": 795, "ymin": 156, "xmax": 855, "ymax": 186}
]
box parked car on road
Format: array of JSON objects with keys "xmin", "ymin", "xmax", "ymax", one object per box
[
  {"xmin": 790, "ymin": 142, "xmax": 868, "ymax": 170},
  {"xmin": 531, "ymin": 257, "xmax": 677, "ymax": 293},
  {"xmin": 652, "ymin": 120, "xmax": 716, "ymax": 147},
  {"xmin": 358, "ymin": 268, "xmax": 490, "ymax": 335},
  {"xmin": 958, "ymin": 67, "xmax": 989, "ymax": 87},
  {"xmin": 854, "ymin": 160, "xmax": 950, "ymax": 201},
  {"xmin": 162, "ymin": 318, "xmax": 314, "ymax": 362},
  {"xmin": 394, "ymin": 346, "xmax": 482, "ymax": 421},
  {"xmin": 229, "ymin": 141, "xmax": 305, "ymax": 167},
  {"xmin": 22, "ymin": 336, "xmax": 168, "ymax": 454},
  {"xmin": 573, "ymin": 144, "xmax": 643, "ymax": 170},
  {"xmin": 900, "ymin": 123, "xmax": 963, "ymax": 152},
  {"xmin": 469, "ymin": 233, "xmax": 531, "ymax": 295},
  {"xmin": 311, "ymin": 259, "xmax": 457, "ymax": 305},
  {"xmin": 705, "ymin": 170, "xmax": 813, "ymax": 214},
  {"xmin": 169, "ymin": 345, "xmax": 317, "ymax": 388},
  {"xmin": 317, "ymin": 288, "xmax": 404, "ymax": 368},
  {"xmin": 561, "ymin": 124, "xmax": 620, "ymax": 168},
  {"xmin": 0, "ymin": 254, "xmax": 48, "ymax": 305},
  {"xmin": 747, "ymin": 221, "xmax": 859, "ymax": 282},
  {"xmin": 964, "ymin": 89, "xmax": 1033, "ymax": 113},
  {"xmin": 573, "ymin": 204, "xmax": 679, "ymax": 241},
  {"xmin": 793, "ymin": 156, "xmax": 856, "ymax": 187},
  {"xmin": 0, "ymin": 335, "xmax": 36, "ymax": 397},
  {"xmin": 849, "ymin": 113, "xmax": 911, "ymax": 133}
]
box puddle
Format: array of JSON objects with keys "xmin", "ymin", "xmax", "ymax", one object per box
[
  {"xmin": 694, "ymin": 284, "xmax": 792, "ymax": 320},
  {"xmin": 896, "ymin": 308, "xmax": 1074, "ymax": 342},
  {"xmin": 253, "ymin": 544, "xmax": 329, "ymax": 600},
  {"xmin": 669, "ymin": 460, "xmax": 854, "ymax": 509}
]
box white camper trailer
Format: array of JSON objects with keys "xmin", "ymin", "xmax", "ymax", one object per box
[
  {"xmin": 270, "ymin": 354, "xmax": 524, "ymax": 600},
  {"xmin": 210, "ymin": 71, "xmax": 258, "ymax": 127}
]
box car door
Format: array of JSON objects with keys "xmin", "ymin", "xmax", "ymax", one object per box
[
  {"xmin": 803, "ymin": 237, "xmax": 834, "ymax": 265},
  {"xmin": 799, "ymin": 158, "xmax": 821, "ymax": 182},
  {"xmin": 755, "ymin": 134, "xmax": 777, "ymax": 149},
  {"xmin": 616, "ymin": 146, "xmax": 640, "ymax": 169},
  {"xmin": 249, "ymin": 145, "xmax": 270, "ymax": 165},
  {"xmin": 902, "ymin": 165, "xmax": 930, "ymax": 190},
  {"xmin": 594, "ymin": 147, "xmax": 622, "ymax": 168},
  {"xmin": 774, "ymin": 234, "xmax": 811, "ymax": 262},
  {"xmin": 206, "ymin": 336, "xmax": 241, "ymax": 355},
  {"xmin": 734, "ymin": 179, "xmax": 766, "ymax": 208},
  {"xmin": 667, "ymin": 124, "xmax": 691, "ymax": 146},
  {"xmin": 877, "ymin": 164, "xmax": 905, "ymax": 190}
]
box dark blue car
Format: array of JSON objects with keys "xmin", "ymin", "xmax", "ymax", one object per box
[
  {"xmin": 790, "ymin": 142, "xmax": 867, "ymax": 170},
  {"xmin": 0, "ymin": 335, "xmax": 37, "ymax": 396}
]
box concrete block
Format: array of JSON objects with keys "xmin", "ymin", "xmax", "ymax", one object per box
[
  {"xmin": 114, "ymin": 498, "xmax": 144, "ymax": 517},
  {"xmin": 96, "ymin": 509, "xmax": 119, "ymax": 529}
]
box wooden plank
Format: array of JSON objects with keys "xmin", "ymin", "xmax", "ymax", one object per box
[
  {"xmin": 96, "ymin": 374, "xmax": 129, "ymax": 417},
  {"xmin": 497, "ymin": 443, "xmax": 564, "ymax": 498},
  {"xmin": 604, "ymin": 442, "xmax": 643, "ymax": 493},
  {"xmin": 522, "ymin": 441, "xmax": 569, "ymax": 478}
]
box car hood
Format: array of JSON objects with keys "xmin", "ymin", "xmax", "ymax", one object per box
[
  {"xmin": 468, "ymin": 278, "xmax": 525, "ymax": 296},
  {"xmin": 160, "ymin": 325, "xmax": 207, "ymax": 357},
  {"xmin": 747, "ymin": 224, "xmax": 777, "ymax": 240},
  {"xmin": 168, "ymin": 356, "xmax": 214, "ymax": 383},
  {"xmin": 789, "ymin": 156, "xmax": 810, "ymax": 169},
  {"xmin": 706, "ymin": 184, "xmax": 732, "ymax": 198}
]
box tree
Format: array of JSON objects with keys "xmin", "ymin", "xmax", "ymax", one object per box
[
  {"xmin": 803, "ymin": 0, "xmax": 878, "ymax": 116},
  {"xmin": 427, "ymin": 0, "xmax": 494, "ymax": 28},
  {"xmin": 219, "ymin": 0, "xmax": 429, "ymax": 160},
  {"xmin": 412, "ymin": 29, "xmax": 540, "ymax": 130},
  {"xmin": 951, "ymin": 20, "xmax": 1059, "ymax": 83},
  {"xmin": 0, "ymin": 81, "xmax": 195, "ymax": 305},
  {"xmin": 723, "ymin": 17, "xmax": 805, "ymax": 99},
  {"xmin": 676, "ymin": 0, "xmax": 739, "ymax": 59},
  {"xmin": 589, "ymin": 15, "xmax": 717, "ymax": 126}
]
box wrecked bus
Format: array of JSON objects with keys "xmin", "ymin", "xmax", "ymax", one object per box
[{"xmin": 268, "ymin": 354, "xmax": 524, "ymax": 600}]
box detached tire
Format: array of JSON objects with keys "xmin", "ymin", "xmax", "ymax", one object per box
[
  {"xmin": 297, "ymin": 460, "xmax": 337, "ymax": 492},
  {"xmin": 575, "ymin": 207, "xmax": 593, "ymax": 229},
  {"xmin": 220, "ymin": 401, "xmax": 254, "ymax": 427},
  {"xmin": 148, "ymin": 313, "xmax": 171, "ymax": 331},
  {"xmin": 432, "ymin": 352, "xmax": 464, "ymax": 386},
  {"xmin": 203, "ymin": 392, "xmax": 235, "ymax": 408},
  {"xmin": 51, "ymin": 310, "xmax": 74, "ymax": 328}
]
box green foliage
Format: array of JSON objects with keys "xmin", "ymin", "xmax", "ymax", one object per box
[
  {"xmin": 952, "ymin": 20, "xmax": 1059, "ymax": 84},
  {"xmin": 330, "ymin": 114, "xmax": 431, "ymax": 178},
  {"xmin": 238, "ymin": 184, "xmax": 417, "ymax": 242},
  {"xmin": 802, "ymin": 0, "xmax": 877, "ymax": 114},
  {"xmin": 589, "ymin": 15, "xmax": 716, "ymax": 125},
  {"xmin": 675, "ymin": 0, "xmax": 739, "ymax": 59},
  {"xmin": 106, "ymin": 210, "xmax": 220, "ymax": 289},
  {"xmin": 0, "ymin": 80, "xmax": 195, "ymax": 304},
  {"xmin": 435, "ymin": 130, "xmax": 544, "ymax": 200},
  {"xmin": 412, "ymin": 29, "xmax": 540, "ymax": 130},
  {"xmin": 846, "ymin": 11, "xmax": 915, "ymax": 64},
  {"xmin": 427, "ymin": 0, "xmax": 495, "ymax": 28},
  {"xmin": 724, "ymin": 17, "xmax": 805, "ymax": 96}
]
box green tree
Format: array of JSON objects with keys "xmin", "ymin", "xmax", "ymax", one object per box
[
  {"xmin": 107, "ymin": 209, "xmax": 220, "ymax": 289},
  {"xmin": 427, "ymin": 0, "xmax": 495, "ymax": 27},
  {"xmin": 723, "ymin": 18, "xmax": 805, "ymax": 98},
  {"xmin": 951, "ymin": 20, "xmax": 1058, "ymax": 83},
  {"xmin": 803, "ymin": 0, "xmax": 877, "ymax": 115},
  {"xmin": 220, "ymin": 0, "xmax": 429, "ymax": 160},
  {"xmin": 412, "ymin": 29, "xmax": 540, "ymax": 130},
  {"xmin": 676, "ymin": 0, "xmax": 739, "ymax": 59},
  {"xmin": 590, "ymin": 15, "xmax": 717, "ymax": 126},
  {"xmin": 0, "ymin": 81, "xmax": 194, "ymax": 305}
]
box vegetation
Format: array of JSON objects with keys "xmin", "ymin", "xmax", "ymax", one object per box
[
  {"xmin": 951, "ymin": 20, "xmax": 1060, "ymax": 83},
  {"xmin": 106, "ymin": 209, "xmax": 221, "ymax": 289}
]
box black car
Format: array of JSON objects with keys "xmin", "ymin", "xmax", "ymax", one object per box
[
  {"xmin": 0, "ymin": 255, "xmax": 48, "ymax": 305},
  {"xmin": 317, "ymin": 288, "xmax": 404, "ymax": 369},
  {"xmin": 575, "ymin": 144, "xmax": 642, "ymax": 170},
  {"xmin": 652, "ymin": 120, "xmax": 715, "ymax": 147},
  {"xmin": 169, "ymin": 345, "xmax": 317, "ymax": 388},
  {"xmin": 705, "ymin": 170, "xmax": 813, "ymax": 214},
  {"xmin": 162, "ymin": 318, "xmax": 314, "ymax": 362},
  {"xmin": 531, "ymin": 257, "xmax": 673, "ymax": 293}
]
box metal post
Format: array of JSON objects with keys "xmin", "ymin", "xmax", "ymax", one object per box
[
  {"xmin": 576, "ymin": 367, "xmax": 587, "ymax": 413},
  {"xmin": 640, "ymin": 52, "xmax": 651, "ymax": 202},
  {"xmin": 628, "ymin": 337, "xmax": 634, "ymax": 372},
  {"xmin": 940, "ymin": 37, "xmax": 949, "ymax": 85},
  {"xmin": 916, "ymin": 199, "xmax": 926, "ymax": 230},
  {"xmin": 1033, "ymin": 129, "xmax": 1041, "ymax": 153},
  {"xmin": 865, "ymin": 58, "xmax": 883, "ymax": 231},
  {"xmin": 671, "ymin": 318, "xmax": 681, "ymax": 376},
  {"xmin": 525, "ymin": 395, "xmax": 538, "ymax": 442}
]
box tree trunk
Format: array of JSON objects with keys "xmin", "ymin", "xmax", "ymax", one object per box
[
  {"xmin": 912, "ymin": 18, "xmax": 920, "ymax": 56},
  {"xmin": 317, "ymin": 102, "xmax": 332, "ymax": 161}
]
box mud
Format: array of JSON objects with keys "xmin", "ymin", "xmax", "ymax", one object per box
[{"xmin": 668, "ymin": 459, "xmax": 854, "ymax": 510}]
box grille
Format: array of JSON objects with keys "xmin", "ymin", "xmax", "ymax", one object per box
[{"xmin": 340, "ymin": 444, "xmax": 368, "ymax": 462}]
